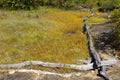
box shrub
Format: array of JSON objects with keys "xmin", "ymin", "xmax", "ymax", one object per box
[
  {"xmin": 0, "ymin": 0, "xmax": 100, "ymax": 10},
  {"xmin": 97, "ymin": 0, "xmax": 120, "ymax": 12},
  {"xmin": 0, "ymin": 0, "xmax": 39, "ymax": 10},
  {"xmin": 0, "ymin": 0, "xmax": 119, "ymax": 10},
  {"xmin": 111, "ymin": 9, "xmax": 120, "ymax": 22},
  {"xmin": 111, "ymin": 9, "xmax": 120, "ymax": 50},
  {"xmin": 113, "ymin": 21, "xmax": 120, "ymax": 50}
]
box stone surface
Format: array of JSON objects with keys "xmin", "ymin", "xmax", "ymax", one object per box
[
  {"xmin": 91, "ymin": 22, "xmax": 116, "ymax": 56},
  {"xmin": 0, "ymin": 72, "xmax": 37, "ymax": 80}
]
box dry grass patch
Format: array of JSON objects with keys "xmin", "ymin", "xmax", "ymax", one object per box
[{"xmin": 0, "ymin": 7, "xmax": 90, "ymax": 64}]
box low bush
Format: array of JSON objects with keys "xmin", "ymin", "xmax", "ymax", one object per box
[
  {"xmin": 111, "ymin": 9, "xmax": 120, "ymax": 50},
  {"xmin": 0, "ymin": 0, "xmax": 39, "ymax": 10},
  {"xmin": 0, "ymin": 0, "xmax": 102, "ymax": 10}
]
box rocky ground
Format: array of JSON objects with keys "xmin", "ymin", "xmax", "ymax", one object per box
[
  {"xmin": 91, "ymin": 22, "xmax": 116, "ymax": 56},
  {"xmin": 90, "ymin": 22, "xmax": 120, "ymax": 80},
  {"xmin": 0, "ymin": 21, "xmax": 120, "ymax": 80}
]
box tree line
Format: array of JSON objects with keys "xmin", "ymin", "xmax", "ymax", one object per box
[
  {"xmin": 0, "ymin": 0, "xmax": 119, "ymax": 10},
  {"xmin": 0, "ymin": 0, "xmax": 96, "ymax": 10}
]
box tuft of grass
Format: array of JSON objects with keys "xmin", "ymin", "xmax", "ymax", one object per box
[
  {"xmin": 0, "ymin": 7, "xmax": 90, "ymax": 64},
  {"xmin": 88, "ymin": 17, "xmax": 107, "ymax": 24},
  {"xmin": 88, "ymin": 11, "xmax": 108, "ymax": 25}
]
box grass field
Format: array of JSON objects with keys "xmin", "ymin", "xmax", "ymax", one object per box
[{"xmin": 0, "ymin": 7, "xmax": 107, "ymax": 65}]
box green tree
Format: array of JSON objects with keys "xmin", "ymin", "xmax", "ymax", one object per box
[{"xmin": 0, "ymin": 0, "xmax": 39, "ymax": 10}]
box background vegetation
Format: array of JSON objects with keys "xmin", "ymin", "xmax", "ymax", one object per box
[
  {"xmin": 0, "ymin": 0, "xmax": 120, "ymax": 10},
  {"xmin": 111, "ymin": 9, "xmax": 120, "ymax": 50}
]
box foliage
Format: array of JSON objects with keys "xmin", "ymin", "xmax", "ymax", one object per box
[
  {"xmin": 111, "ymin": 9, "xmax": 120, "ymax": 22},
  {"xmin": 0, "ymin": 0, "xmax": 80, "ymax": 10},
  {"xmin": 97, "ymin": 0, "xmax": 120, "ymax": 12},
  {"xmin": 111, "ymin": 9, "xmax": 120, "ymax": 50},
  {"xmin": 0, "ymin": 0, "xmax": 119, "ymax": 10},
  {"xmin": 0, "ymin": 0, "xmax": 39, "ymax": 10}
]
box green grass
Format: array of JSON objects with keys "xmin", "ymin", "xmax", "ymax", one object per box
[
  {"xmin": 0, "ymin": 7, "xmax": 90, "ymax": 64},
  {"xmin": 88, "ymin": 11, "xmax": 108, "ymax": 24},
  {"xmin": 88, "ymin": 17, "xmax": 107, "ymax": 23},
  {"xmin": 0, "ymin": 7, "xmax": 109, "ymax": 73}
]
